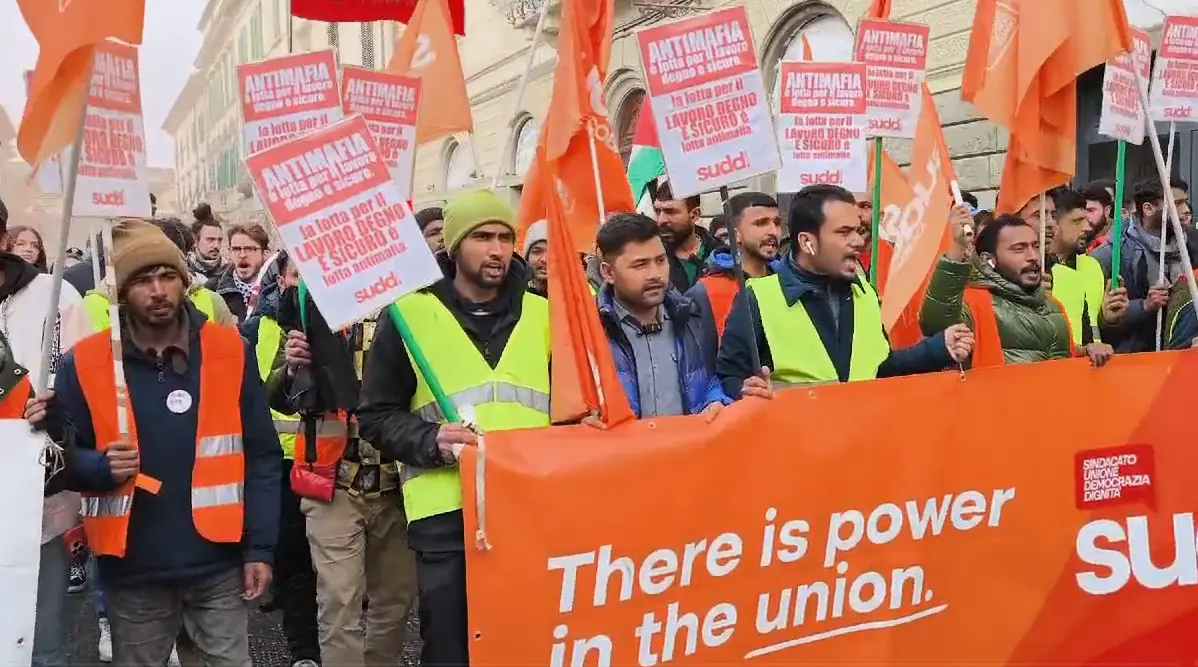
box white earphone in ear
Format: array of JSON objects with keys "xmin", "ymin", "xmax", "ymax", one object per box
[
  {"xmin": 803, "ymin": 241, "xmax": 815, "ymax": 254},
  {"xmin": 987, "ymin": 258, "xmax": 996, "ymax": 269}
]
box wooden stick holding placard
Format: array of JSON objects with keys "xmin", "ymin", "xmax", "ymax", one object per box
[{"xmin": 1154, "ymin": 122, "xmax": 1177, "ymax": 350}]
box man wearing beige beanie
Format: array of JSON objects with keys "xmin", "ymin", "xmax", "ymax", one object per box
[{"xmin": 50, "ymin": 218, "xmax": 283, "ymax": 667}]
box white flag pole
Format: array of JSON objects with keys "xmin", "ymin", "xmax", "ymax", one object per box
[
  {"xmin": 1132, "ymin": 66, "xmax": 1198, "ymax": 327},
  {"xmin": 1154, "ymin": 121, "xmax": 1177, "ymax": 350},
  {"xmin": 35, "ymin": 72, "xmax": 92, "ymax": 393}
]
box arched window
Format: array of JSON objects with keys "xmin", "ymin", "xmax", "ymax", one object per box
[
  {"xmin": 512, "ymin": 115, "xmax": 540, "ymax": 177},
  {"xmin": 760, "ymin": 8, "xmax": 855, "ymax": 201},
  {"xmin": 615, "ymin": 89, "xmax": 646, "ymax": 168},
  {"xmin": 444, "ymin": 139, "xmax": 475, "ymax": 191}
]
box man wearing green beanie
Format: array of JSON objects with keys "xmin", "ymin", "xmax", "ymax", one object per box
[{"xmin": 352, "ymin": 188, "xmax": 552, "ymax": 665}]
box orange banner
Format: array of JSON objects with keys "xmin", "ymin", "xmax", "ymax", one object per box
[{"xmin": 462, "ymin": 353, "xmax": 1198, "ymax": 665}]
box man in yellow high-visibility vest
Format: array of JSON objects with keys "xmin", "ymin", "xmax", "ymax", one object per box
[
  {"xmin": 1045, "ymin": 189, "xmax": 1128, "ymax": 347},
  {"xmin": 354, "ymin": 189, "xmax": 551, "ymax": 666}
]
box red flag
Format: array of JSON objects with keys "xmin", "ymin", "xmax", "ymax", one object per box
[{"xmin": 292, "ymin": 0, "xmax": 465, "ymax": 35}]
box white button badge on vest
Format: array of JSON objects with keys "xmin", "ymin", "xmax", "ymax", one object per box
[{"xmin": 166, "ymin": 389, "xmax": 194, "ymax": 414}]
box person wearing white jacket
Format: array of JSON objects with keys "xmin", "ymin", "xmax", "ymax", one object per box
[{"xmin": 0, "ymin": 243, "xmax": 94, "ymax": 667}]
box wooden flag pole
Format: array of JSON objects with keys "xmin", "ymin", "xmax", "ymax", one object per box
[
  {"xmin": 1132, "ymin": 66, "xmax": 1198, "ymax": 322},
  {"xmin": 586, "ymin": 124, "xmax": 608, "ymax": 228},
  {"xmin": 35, "ymin": 77, "xmax": 92, "ymax": 393}
]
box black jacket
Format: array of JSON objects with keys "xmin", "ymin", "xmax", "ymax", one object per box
[
  {"xmin": 356, "ymin": 252, "xmax": 534, "ymax": 553},
  {"xmin": 205, "ymin": 265, "xmax": 250, "ymax": 322},
  {"xmin": 667, "ymin": 225, "xmax": 717, "ymax": 293},
  {"xmin": 716, "ymin": 256, "xmax": 952, "ymax": 397}
]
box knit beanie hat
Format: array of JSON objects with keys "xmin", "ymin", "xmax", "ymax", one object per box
[
  {"xmin": 110, "ymin": 219, "xmax": 192, "ymax": 295},
  {"xmin": 523, "ymin": 220, "xmax": 548, "ymax": 257},
  {"xmin": 441, "ymin": 190, "xmax": 517, "ymax": 253}
]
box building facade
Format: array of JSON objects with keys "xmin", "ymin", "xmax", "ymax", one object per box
[
  {"xmin": 164, "ymin": 0, "xmax": 401, "ymax": 223},
  {"xmin": 414, "ymin": 0, "xmax": 1184, "ymax": 213},
  {"xmin": 165, "ymin": 0, "xmax": 1186, "ymax": 221}
]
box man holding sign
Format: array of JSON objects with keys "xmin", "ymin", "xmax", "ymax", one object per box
[{"xmin": 357, "ymin": 190, "xmax": 552, "ymax": 666}]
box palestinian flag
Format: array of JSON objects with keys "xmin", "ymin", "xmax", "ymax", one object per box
[{"xmin": 626, "ymin": 97, "xmax": 666, "ymax": 216}]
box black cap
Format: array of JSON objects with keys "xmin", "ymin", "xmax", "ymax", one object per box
[{"xmin": 0, "ymin": 195, "xmax": 7, "ymax": 235}]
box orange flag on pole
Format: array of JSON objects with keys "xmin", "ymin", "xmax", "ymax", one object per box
[
  {"xmin": 864, "ymin": 0, "xmax": 893, "ymax": 19},
  {"xmin": 532, "ymin": 0, "xmax": 635, "ymax": 425},
  {"xmin": 963, "ymin": 0, "xmax": 1132, "ymax": 213},
  {"xmin": 388, "ymin": 0, "xmax": 473, "ymax": 146},
  {"xmin": 17, "ymin": 0, "xmax": 145, "ymax": 166},
  {"xmin": 522, "ymin": 0, "xmax": 635, "ymax": 253}
]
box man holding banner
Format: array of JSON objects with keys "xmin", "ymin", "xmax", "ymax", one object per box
[
  {"xmin": 717, "ymin": 185, "xmax": 973, "ymax": 395},
  {"xmin": 358, "ymin": 189, "xmax": 551, "ymax": 666}
]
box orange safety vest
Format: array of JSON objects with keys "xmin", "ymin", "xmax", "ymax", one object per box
[
  {"xmin": 74, "ymin": 324, "xmax": 246, "ymax": 557},
  {"xmin": 962, "ymin": 287, "xmax": 1077, "ymax": 369},
  {"xmin": 290, "ymin": 410, "xmax": 350, "ymax": 467},
  {"xmin": 698, "ymin": 274, "xmax": 740, "ymax": 339},
  {"xmin": 0, "ymin": 372, "xmax": 31, "ymax": 419}
]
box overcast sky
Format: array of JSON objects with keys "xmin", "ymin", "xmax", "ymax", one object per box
[{"xmin": 0, "ymin": 0, "xmax": 205, "ymax": 168}]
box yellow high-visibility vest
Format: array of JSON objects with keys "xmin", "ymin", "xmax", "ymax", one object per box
[
  {"xmin": 392, "ymin": 291, "xmax": 551, "ymax": 524},
  {"xmin": 748, "ymin": 273, "xmax": 890, "ymax": 385},
  {"xmin": 254, "ymin": 316, "xmax": 299, "ymax": 460},
  {"xmin": 1050, "ymin": 255, "xmax": 1105, "ymax": 345},
  {"xmin": 83, "ymin": 288, "xmax": 218, "ymax": 331}
]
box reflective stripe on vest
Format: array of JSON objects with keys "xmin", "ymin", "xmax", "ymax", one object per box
[
  {"xmin": 748, "ymin": 274, "xmax": 890, "ymax": 385},
  {"xmin": 392, "ymin": 291, "xmax": 551, "ymax": 524},
  {"xmin": 85, "ymin": 288, "xmax": 218, "ymax": 331},
  {"xmin": 1050, "ymin": 256, "xmax": 1104, "ymax": 345},
  {"xmin": 699, "ymin": 274, "xmax": 739, "ymax": 340},
  {"xmin": 254, "ymin": 316, "xmax": 298, "ymax": 459},
  {"xmin": 74, "ymin": 324, "xmax": 246, "ymax": 557}
]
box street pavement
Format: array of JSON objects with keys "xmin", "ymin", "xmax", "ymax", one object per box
[{"xmin": 63, "ymin": 586, "xmax": 423, "ymax": 666}]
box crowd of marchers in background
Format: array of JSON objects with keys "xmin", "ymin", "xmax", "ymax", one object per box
[{"xmin": 0, "ymin": 169, "xmax": 1193, "ymax": 667}]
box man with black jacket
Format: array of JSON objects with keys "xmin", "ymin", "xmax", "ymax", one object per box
[{"xmin": 357, "ymin": 189, "xmax": 551, "ymax": 667}]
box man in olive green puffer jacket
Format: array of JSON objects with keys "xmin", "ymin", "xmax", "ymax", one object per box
[{"xmin": 919, "ymin": 211, "xmax": 1114, "ymax": 367}]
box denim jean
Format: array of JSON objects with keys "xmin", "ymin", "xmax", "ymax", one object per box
[
  {"xmin": 32, "ymin": 535, "xmax": 69, "ymax": 667},
  {"xmin": 87, "ymin": 553, "xmax": 107, "ymax": 617}
]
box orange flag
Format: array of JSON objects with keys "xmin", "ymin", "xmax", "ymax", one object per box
[
  {"xmin": 17, "ymin": 0, "xmax": 145, "ymax": 165},
  {"xmin": 864, "ymin": 0, "xmax": 893, "ymax": 19},
  {"xmin": 388, "ymin": 0, "xmax": 472, "ymax": 146},
  {"xmin": 531, "ymin": 0, "xmax": 636, "ymax": 425},
  {"xmin": 963, "ymin": 0, "xmax": 1131, "ymax": 213},
  {"xmin": 542, "ymin": 166, "xmax": 633, "ymax": 426},
  {"xmin": 523, "ymin": 0, "xmax": 635, "ymax": 253},
  {"xmin": 869, "ymin": 86, "xmax": 955, "ymax": 348}
]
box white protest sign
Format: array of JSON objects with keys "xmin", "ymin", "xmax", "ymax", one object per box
[
  {"xmin": 776, "ymin": 61, "xmax": 869, "ymax": 192},
  {"xmin": 73, "ymin": 40, "xmax": 152, "ymax": 218},
  {"xmin": 340, "ymin": 67, "xmax": 421, "ymax": 201},
  {"xmin": 1099, "ymin": 29, "xmax": 1152, "ymax": 144},
  {"xmin": 854, "ymin": 18, "xmax": 929, "ymax": 139},
  {"xmin": 1149, "ymin": 15, "xmax": 1198, "ymax": 122},
  {"xmin": 0, "ymin": 423, "xmax": 46, "ymax": 667},
  {"xmin": 635, "ymin": 6, "xmax": 780, "ymax": 197},
  {"xmin": 245, "ymin": 115, "xmax": 441, "ymax": 330}
]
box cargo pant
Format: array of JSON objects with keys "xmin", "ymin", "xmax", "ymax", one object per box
[{"xmin": 302, "ymin": 489, "xmax": 416, "ymax": 666}]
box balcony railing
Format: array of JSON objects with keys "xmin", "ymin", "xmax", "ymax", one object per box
[{"xmin": 489, "ymin": 0, "xmax": 549, "ymax": 28}]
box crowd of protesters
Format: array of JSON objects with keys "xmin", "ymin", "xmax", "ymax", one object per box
[{"xmin": 0, "ymin": 171, "xmax": 1193, "ymax": 667}]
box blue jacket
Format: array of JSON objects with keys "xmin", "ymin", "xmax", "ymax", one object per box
[
  {"xmin": 56, "ymin": 304, "xmax": 282, "ymax": 586},
  {"xmin": 716, "ymin": 256, "xmax": 952, "ymax": 398},
  {"xmin": 597, "ymin": 285, "xmax": 731, "ymax": 418}
]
